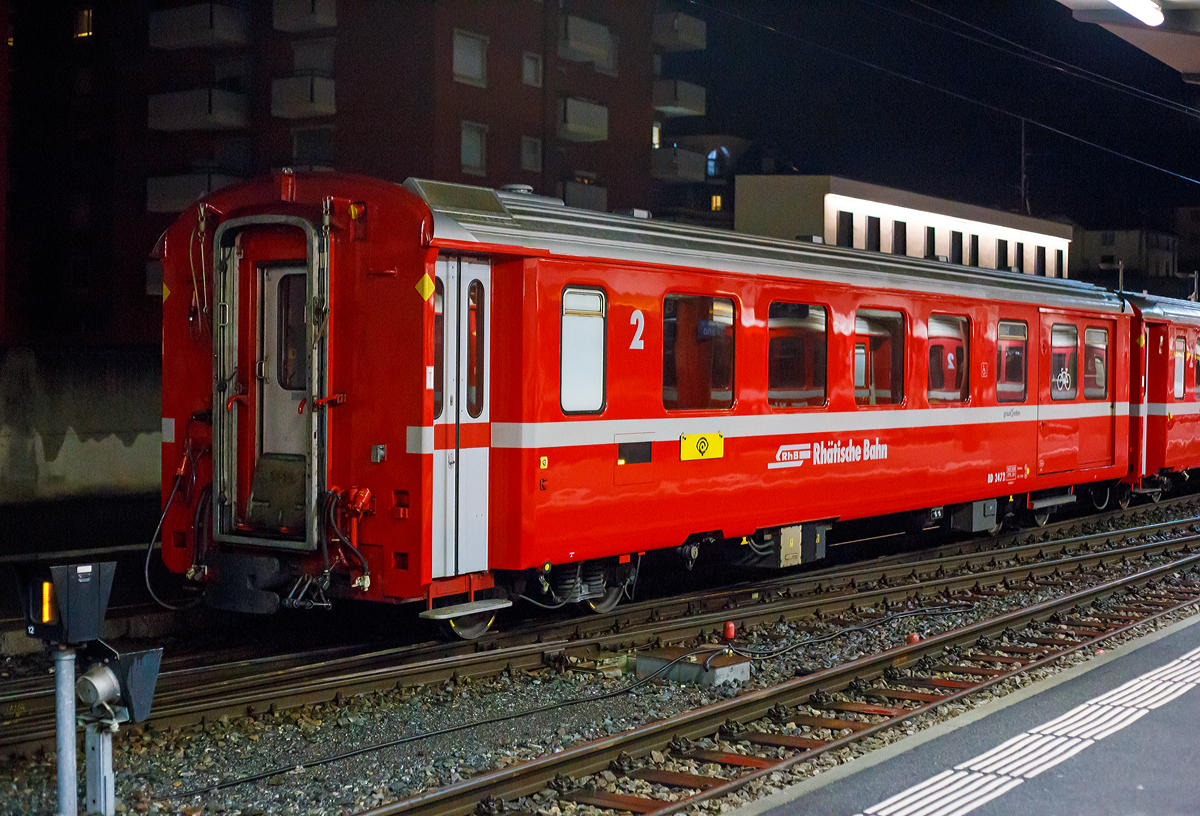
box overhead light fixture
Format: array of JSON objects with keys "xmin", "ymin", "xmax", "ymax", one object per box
[{"xmin": 1106, "ymin": 0, "xmax": 1165, "ymax": 26}]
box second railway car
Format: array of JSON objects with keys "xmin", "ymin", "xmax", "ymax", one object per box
[{"xmin": 159, "ymin": 171, "xmax": 1141, "ymax": 636}]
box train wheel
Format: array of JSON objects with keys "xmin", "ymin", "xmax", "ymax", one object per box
[
  {"xmin": 1116, "ymin": 484, "xmax": 1132, "ymax": 510},
  {"xmin": 1091, "ymin": 486, "xmax": 1110, "ymax": 511},
  {"xmin": 440, "ymin": 611, "xmax": 495, "ymax": 640},
  {"xmin": 581, "ymin": 584, "xmax": 623, "ymax": 614}
]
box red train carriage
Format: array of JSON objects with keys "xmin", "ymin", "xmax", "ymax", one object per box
[
  {"xmin": 158, "ymin": 171, "xmax": 1132, "ymax": 636},
  {"xmin": 1124, "ymin": 294, "xmax": 1200, "ymax": 503}
]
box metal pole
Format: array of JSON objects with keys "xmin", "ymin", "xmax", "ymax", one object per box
[
  {"xmin": 54, "ymin": 647, "xmax": 77, "ymax": 816},
  {"xmin": 85, "ymin": 722, "xmax": 115, "ymax": 816}
]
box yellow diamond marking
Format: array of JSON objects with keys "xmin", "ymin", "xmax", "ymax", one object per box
[
  {"xmin": 162, "ymin": 282, "xmax": 170, "ymax": 304},
  {"xmin": 415, "ymin": 273, "xmax": 435, "ymax": 301}
]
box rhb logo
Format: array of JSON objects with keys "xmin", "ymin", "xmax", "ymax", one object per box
[{"xmin": 768, "ymin": 438, "xmax": 888, "ymax": 469}]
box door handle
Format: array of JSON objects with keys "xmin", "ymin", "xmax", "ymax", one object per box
[
  {"xmin": 256, "ymin": 360, "xmax": 269, "ymax": 383},
  {"xmin": 447, "ymin": 453, "xmax": 456, "ymax": 467}
]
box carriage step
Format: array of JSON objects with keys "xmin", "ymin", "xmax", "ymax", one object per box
[{"xmin": 418, "ymin": 598, "xmax": 512, "ymax": 620}]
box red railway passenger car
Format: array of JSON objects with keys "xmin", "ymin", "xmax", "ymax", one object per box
[{"xmin": 158, "ymin": 172, "xmax": 1137, "ymax": 636}]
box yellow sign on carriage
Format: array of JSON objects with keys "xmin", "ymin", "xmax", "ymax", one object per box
[{"xmin": 680, "ymin": 432, "xmax": 724, "ymax": 461}]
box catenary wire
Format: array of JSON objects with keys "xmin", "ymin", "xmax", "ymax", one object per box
[{"xmin": 686, "ymin": 0, "xmax": 1200, "ymax": 188}]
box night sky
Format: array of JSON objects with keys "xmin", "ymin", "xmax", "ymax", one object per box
[{"xmin": 666, "ymin": 0, "xmax": 1200, "ymax": 229}]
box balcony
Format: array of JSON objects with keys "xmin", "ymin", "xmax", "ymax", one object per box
[
  {"xmin": 652, "ymin": 12, "xmax": 706, "ymax": 52},
  {"xmin": 653, "ymin": 79, "xmax": 705, "ymax": 117},
  {"xmin": 558, "ymin": 97, "xmax": 607, "ymax": 142},
  {"xmin": 558, "ymin": 15, "xmax": 611, "ymax": 64},
  {"xmin": 147, "ymin": 88, "xmax": 247, "ymax": 131},
  {"xmin": 272, "ymin": 75, "xmax": 336, "ymax": 119},
  {"xmin": 652, "ymin": 147, "xmax": 706, "ymax": 184},
  {"xmin": 147, "ymin": 172, "xmax": 240, "ymax": 213},
  {"xmin": 274, "ymin": 0, "xmax": 336, "ymax": 32},
  {"xmin": 149, "ymin": 3, "xmax": 250, "ymax": 50}
]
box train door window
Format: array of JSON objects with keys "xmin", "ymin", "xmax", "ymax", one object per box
[
  {"xmin": 1083, "ymin": 327, "xmax": 1108, "ymax": 400},
  {"xmin": 433, "ymin": 278, "xmax": 445, "ymax": 419},
  {"xmin": 892, "ymin": 221, "xmax": 907, "ymax": 255},
  {"xmin": 560, "ymin": 287, "xmax": 606, "ymax": 414},
  {"xmin": 1194, "ymin": 338, "xmax": 1200, "ymax": 397},
  {"xmin": 928, "ymin": 315, "xmax": 969, "ymax": 403},
  {"xmin": 767, "ymin": 302, "xmax": 826, "ymax": 408},
  {"xmin": 1050, "ymin": 324, "xmax": 1078, "ymax": 401},
  {"xmin": 278, "ymin": 273, "xmax": 306, "ymax": 391},
  {"xmin": 853, "ymin": 309, "xmax": 905, "ymax": 406},
  {"xmin": 466, "ymin": 280, "xmax": 485, "ymax": 418},
  {"xmin": 866, "ymin": 216, "xmax": 880, "ymax": 252},
  {"xmin": 996, "ymin": 320, "xmax": 1027, "ymax": 403},
  {"xmin": 1175, "ymin": 336, "xmax": 1186, "ymax": 400},
  {"xmin": 836, "ymin": 211, "xmax": 853, "ymax": 248},
  {"xmin": 663, "ymin": 294, "xmax": 735, "ymax": 410}
]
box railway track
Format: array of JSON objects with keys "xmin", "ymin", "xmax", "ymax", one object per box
[
  {"xmin": 357, "ymin": 551, "xmax": 1200, "ymax": 816},
  {"xmin": 3, "ymin": 499, "xmax": 1198, "ymax": 757}
]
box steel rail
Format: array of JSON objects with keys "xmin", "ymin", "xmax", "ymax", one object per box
[
  {"xmin": 3, "ymin": 516, "xmax": 1198, "ymax": 754},
  {"xmin": 357, "ymin": 550, "xmax": 1200, "ymax": 816}
]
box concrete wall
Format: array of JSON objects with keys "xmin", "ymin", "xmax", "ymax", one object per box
[{"xmin": 0, "ymin": 347, "xmax": 160, "ymax": 503}]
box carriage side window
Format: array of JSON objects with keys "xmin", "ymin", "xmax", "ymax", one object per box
[
  {"xmin": 466, "ymin": 280, "xmax": 485, "ymax": 418},
  {"xmin": 278, "ymin": 273, "xmax": 306, "ymax": 392},
  {"xmin": 1050, "ymin": 324, "xmax": 1078, "ymax": 401},
  {"xmin": 433, "ymin": 278, "xmax": 445, "ymax": 419},
  {"xmin": 767, "ymin": 302, "xmax": 826, "ymax": 408},
  {"xmin": 663, "ymin": 294, "xmax": 735, "ymax": 410},
  {"xmin": 928, "ymin": 314, "xmax": 969, "ymax": 403},
  {"xmin": 854, "ymin": 308, "xmax": 905, "ymax": 406},
  {"xmin": 1175, "ymin": 336, "xmax": 1187, "ymax": 400},
  {"xmin": 560, "ymin": 287, "xmax": 606, "ymax": 413},
  {"xmin": 996, "ymin": 320, "xmax": 1027, "ymax": 403},
  {"xmin": 1083, "ymin": 327, "xmax": 1108, "ymax": 400}
]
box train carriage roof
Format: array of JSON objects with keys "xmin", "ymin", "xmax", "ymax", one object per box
[
  {"xmin": 1124, "ymin": 292, "xmax": 1200, "ymax": 325},
  {"xmin": 402, "ymin": 178, "xmax": 1125, "ymax": 314}
]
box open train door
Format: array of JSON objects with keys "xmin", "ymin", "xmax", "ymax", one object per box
[{"xmin": 431, "ymin": 256, "xmax": 491, "ymax": 578}]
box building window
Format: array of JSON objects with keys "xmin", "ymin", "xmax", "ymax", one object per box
[
  {"xmin": 928, "ymin": 315, "xmax": 969, "ymax": 403},
  {"xmin": 1083, "ymin": 328, "xmax": 1107, "ymax": 400},
  {"xmin": 1035, "ymin": 246, "xmax": 1047, "ymax": 277},
  {"xmin": 1101, "ymin": 231, "xmax": 1115, "ymax": 246},
  {"xmin": 1050, "ymin": 324, "xmax": 1078, "ymax": 401},
  {"xmin": 652, "ymin": 122, "xmax": 661, "ymax": 148},
  {"xmin": 970, "ymin": 235, "xmax": 980, "ymax": 267},
  {"xmin": 561, "ymin": 288, "xmax": 606, "ymax": 413},
  {"xmin": 1015, "ymin": 242, "xmax": 1024, "ymax": 272},
  {"xmin": 74, "ymin": 8, "xmax": 93, "ymax": 39},
  {"xmin": 663, "ymin": 294, "xmax": 735, "ymax": 410},
  {"xmin": 520, "ymin": 136, "xmax": 542, "ymax": 173},
  {"xmin": 767, "ymin": 302, "xmax": 826, "ymax": 408},
  {"xmin": 836, "ymin": 211, "xmax": 853, "ymax": 248},
  {"xmin": 892, "ymin": 221, "xmax": 907, "ymax": 255},
  {"xmin": 453, "ymin": 30, "xmax": 487, "ymax": 87},
  {"xmin": 866, "ymin": 216, "xmax": 881, "ymax": 252},
  {"xmin": 950, "ymin": 231, "xmax": 963, "ymax": 264},
  {"xmin": 461, "ymin": 121, "xmax": 486, "ymax": 176},
  {"xmin": 293, "ymin": 37, "xmax": 335, "ymax": 75},
  {"xmin": 711, "ymin": 194, "xmax": 722, "ymax": 212},
  {"xmin": 707, "ymin": 147, "xmax": 729, "ymax": 177},
  {"xmin": 997, "ymin": 321, "xmax": 1027, "ymax": 403},
  {"xmin": 925, "ymin": 226, "xmax": 936, "ymax": 259},
  {"xmin": 1055, "ymin": 248, "xmax": 1064, "ymax": 278},
  {"xmin": 293, "ymin": 126, "xmax": 334, "ymax": 167},
  {"xmin": 854, "ymin": 309, "xmax": 905, "ymax": 406},
  {"xmin": 996, "ymin": 240, "xmax": 1008, "ymax": 270},
  {"xmin": 522, "ymin": 51, "xmax": 543, "ymax": 87}
]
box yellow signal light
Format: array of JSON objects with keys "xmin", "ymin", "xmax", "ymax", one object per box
[{"xmin": 41, "ymin": 581, "xmax": 58, "ymax": 625}]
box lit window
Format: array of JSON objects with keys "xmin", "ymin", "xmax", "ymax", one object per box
[
  {"xmin": 1175, "ymin": 336, "xmax": 1186, "ymax": 400},
  {"xmin": 461, "ymin": 121, "xmax": 486, "ymax": 176},
  {"xmin": 561, "ymin": 288, "xmax": 606, "ymax": 414},
  {"xmin": 1083, "ymin": 328, "xmax": 1108, "ymax": 400},
  {"xmin": 1050, "ymin": 324, "xmax": 1078, "ymax": 401},
  {"xmin": 453, "ymin": 30, "xmax": 487, "ymax": 87},
  {"xmin": 520, "ymin": 136, "xmax": 541, "ymax": 173},
  {"xmin": 522, "ymin": 51, "xmax": 542, "ymax": 87},
  {"xmin": 652, "ymin": 122, "xmax": 661, "ymax": 148},
  {"xmin": 707, "ymin": 146, "xmax": 729, "ymax": 177},
  {"xmin": 711, "ymin": 194, "xmax": 721, "ymax": 212},
  {"xmin": 74, "ymin": 8, "xmax": 93, "ymax": 39}
]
